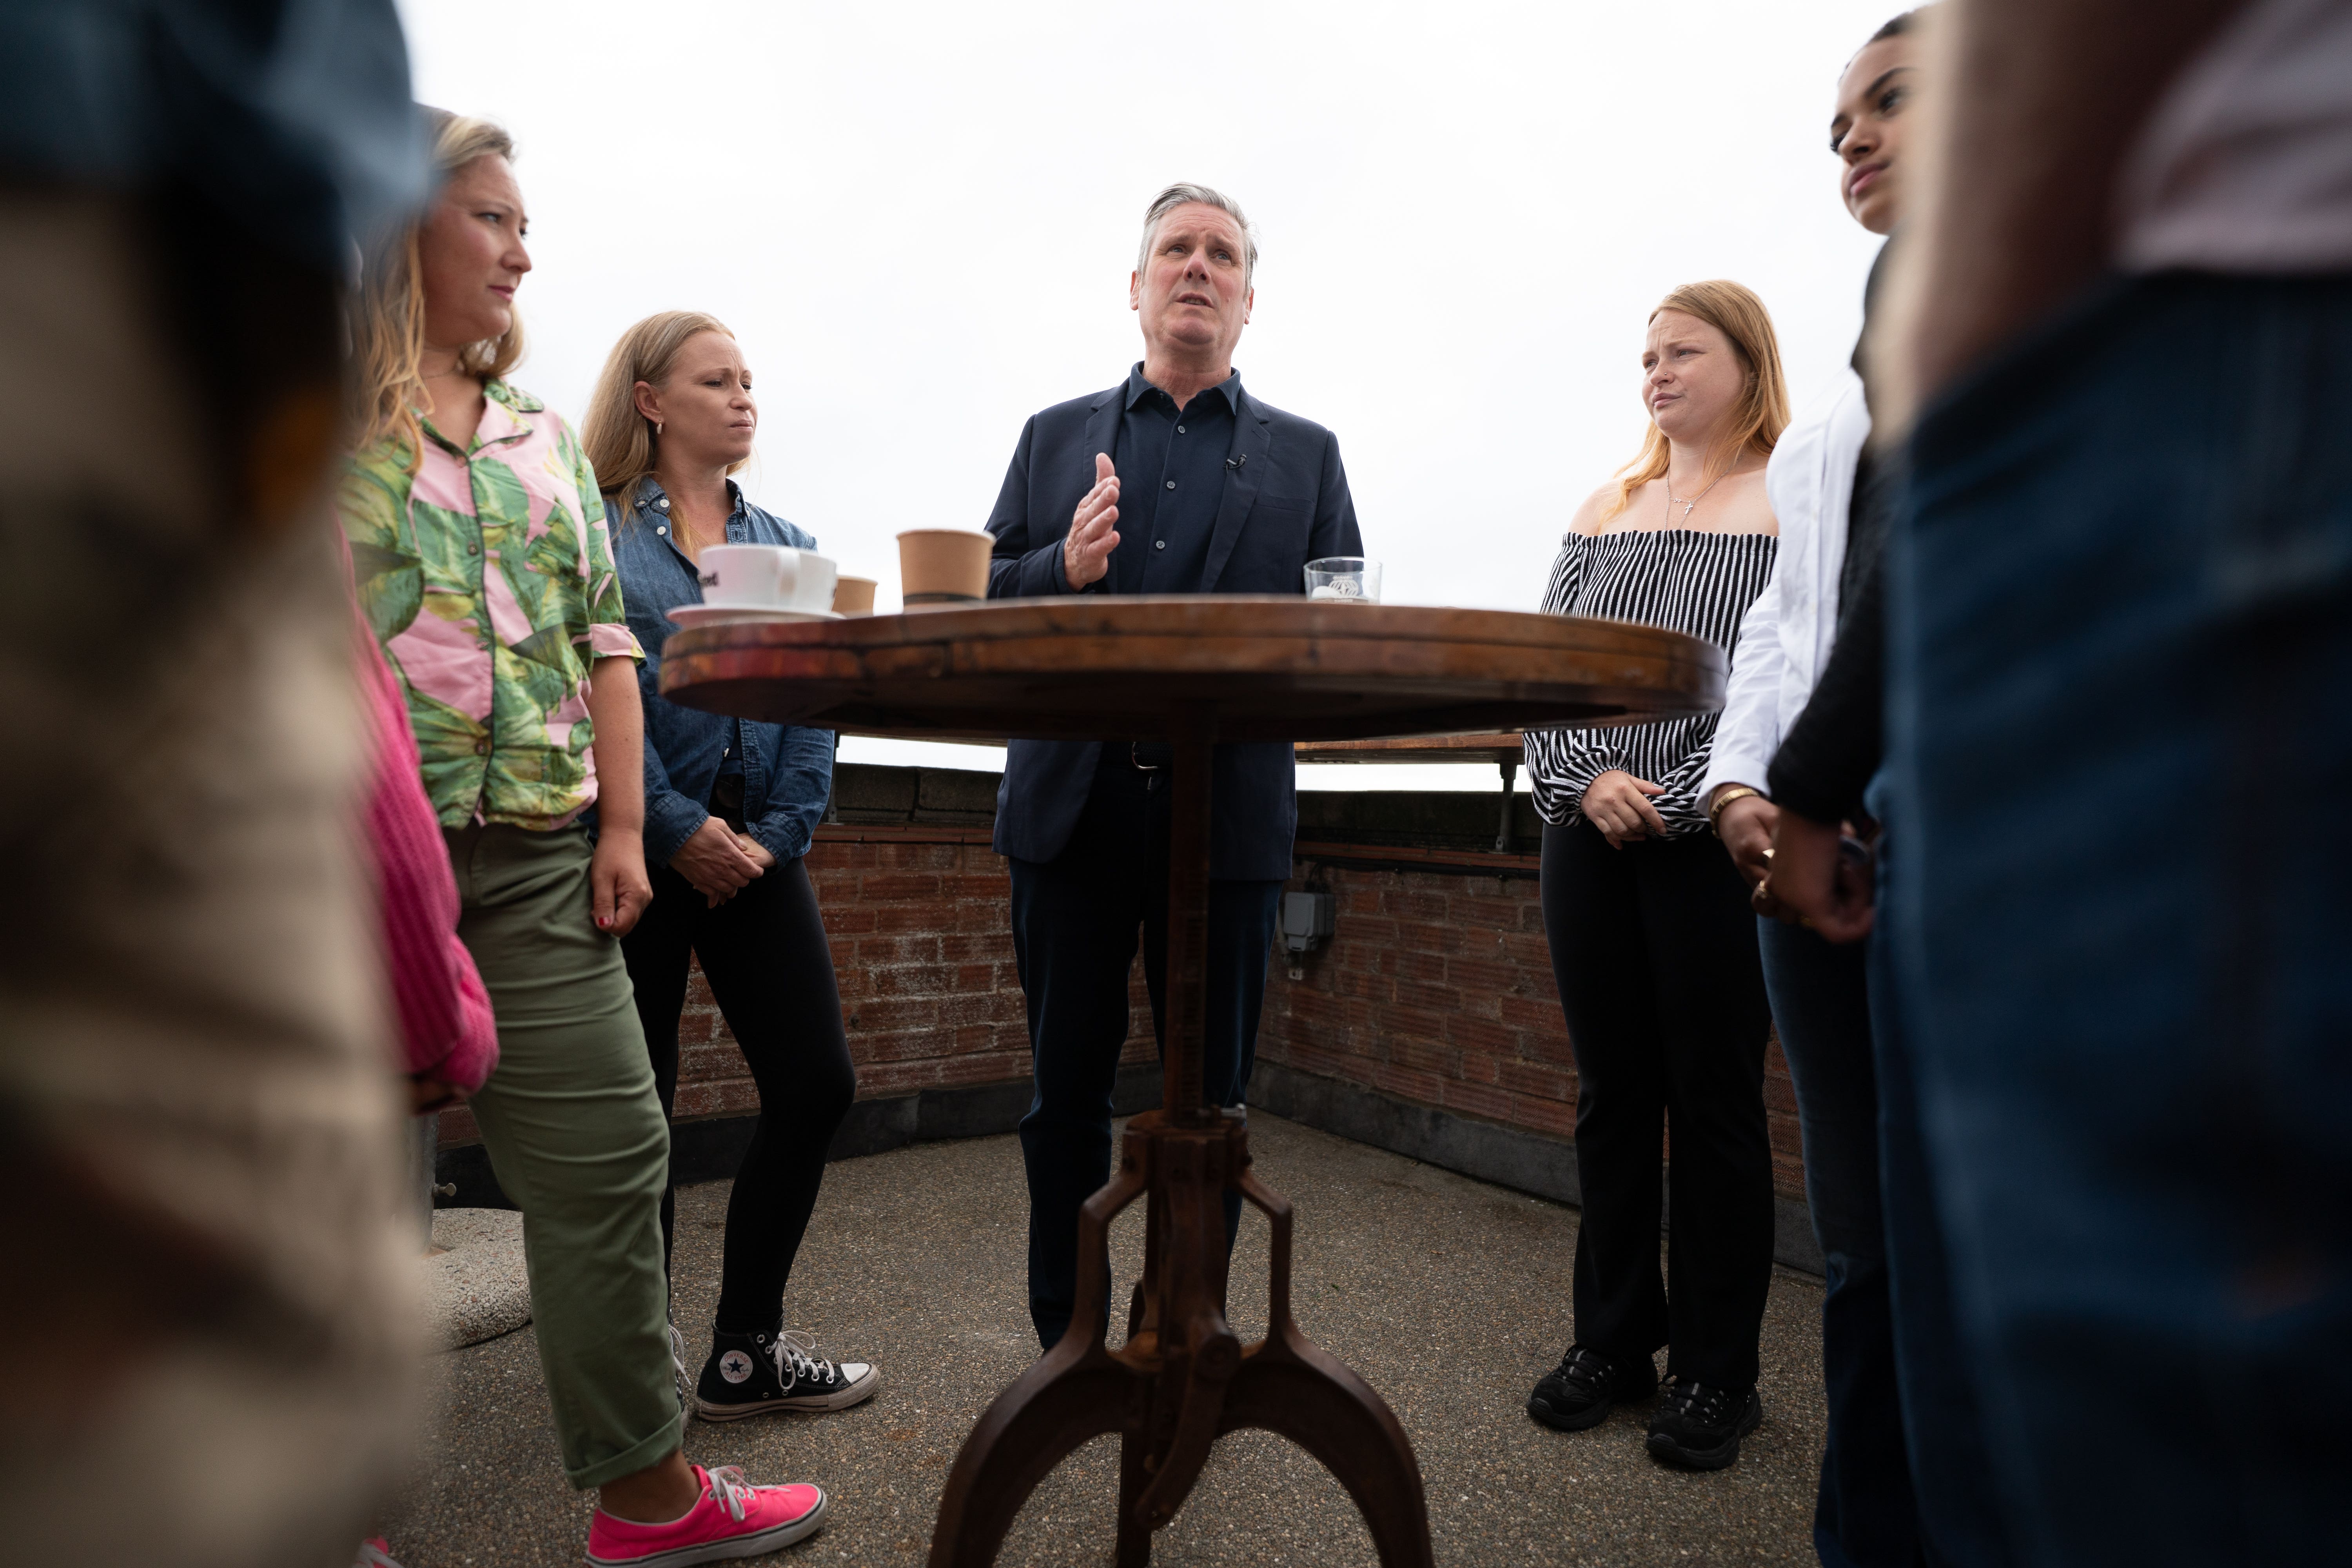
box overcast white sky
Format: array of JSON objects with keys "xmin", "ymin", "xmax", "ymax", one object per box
[{"xmin": 397, "ymin": 0, "xmax": 1896, "ymax": 791}]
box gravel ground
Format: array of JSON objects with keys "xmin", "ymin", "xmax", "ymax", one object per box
[{"xmin": 384, "ymin": 1114, "xmax": 1824, "ymax": 1566}]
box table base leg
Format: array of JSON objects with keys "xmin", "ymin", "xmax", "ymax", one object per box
[
  {"xmin": 929, "ymin": 712, "xmax": 1431, "ymax": 1565},
  {"xmin": 927, "ymin": 1112, "xmax": 1432, "ymax": 1567}
]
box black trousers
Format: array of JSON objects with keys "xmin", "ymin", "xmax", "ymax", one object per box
[
  {"xmin": 1539, "ymin": 818, "xmax": 1775, "ymax": 1389},
  {"xmin": 621, "ymin": 851, "xmax": 855, "ymax": 1336},
  {"xmin": 1007, "ymin": 760, "xmax": 1282, "ymax": 1351}
]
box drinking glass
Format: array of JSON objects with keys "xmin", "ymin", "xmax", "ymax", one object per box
[{"xmin": 1305, "ymin": 557, "xmax": 1382, "ymax": 603}]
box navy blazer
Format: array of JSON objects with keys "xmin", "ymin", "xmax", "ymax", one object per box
[{"xmin": 984, "ymin": 376, "xmax": 1362, "ymax": 880}]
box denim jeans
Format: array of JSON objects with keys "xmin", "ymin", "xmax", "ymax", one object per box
[
  {"xmin": 1883, "ymin": 271, "xmax": 2352, "ymax": 1563},
  {"xmin": 1864, "ymin": 840, "xmax": 2019, "ymax": 1568},
  {"xmin": 1758, "ymin": 920, "xmax": 1922, "ymax": 1568}
]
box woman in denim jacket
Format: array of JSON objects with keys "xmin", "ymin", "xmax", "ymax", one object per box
[{"xmin": 585, "ymin": 311, "xmax": 875, "ymax": 1422}]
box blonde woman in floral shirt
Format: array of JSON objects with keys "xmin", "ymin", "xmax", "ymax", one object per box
[{"xmin": 341, "ymin": 111, "xmax": 826, "ymax": 1565}]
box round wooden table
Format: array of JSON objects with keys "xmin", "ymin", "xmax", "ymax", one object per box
[{"xmin": 660, "ymin": 597, "xmax": 1721, "ymax": 1568}]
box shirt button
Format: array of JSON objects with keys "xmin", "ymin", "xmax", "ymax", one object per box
[
  {"xmin": 474, "ymin": 739, "xmax": 489, "ymax": 756},
  {"xmin": 1165, "ymin": 480, "xmax": 1176, "ymax": 490},
  {"xmin": 467, "ymin": 542, "xmax": 479, "ymax": 555},
  {"xmin": 656, "ymin": 497, "xmax": 670, "ymax": 510},
  {"xmin": 1155, "ymin": 540, "xmax": 1167, "ymax": 550},
  {"xmin": 657, "ymin": 524, "xmax": 668, "ymax": 535},
  {"xmin": 1177, "ymin": 425, "xmax": 1186, "ymax": 434}
]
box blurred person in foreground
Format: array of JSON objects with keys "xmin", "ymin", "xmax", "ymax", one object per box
[
  {"xmin": 1521, "ymin": 281, "xmax": 1785, "ymax": 1472},
  {"xmin": 1769, "ymin": 0, "xmax": 2352, "ymax": 1557},
  {"xmin": 0, "ymin": 2, "xmax": 429, "ymax": 1563},
  {"xmin": 983, "ymin": 182, "xmax": 1361, "ymax": 1352},
  {"xmin": 1699, "ymin": 13, "xmax": 1954, "ymax": 1564},
  {"xmin": 340, "ymin": 113, "xmax": 826, "ymax": 1564},
  {"xmin": 585, "ymin": 311, "xmax": 875, "ymax": 1423}
]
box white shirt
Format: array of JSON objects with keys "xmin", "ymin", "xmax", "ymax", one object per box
[{"xmin": 1698, "ymin": 368, "xmax": 1873, "ymax": 805}]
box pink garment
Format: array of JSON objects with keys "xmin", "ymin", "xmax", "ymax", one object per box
[{"xmin": 358, "ymin": 605, "xmax": 499, "ymax": 1094}]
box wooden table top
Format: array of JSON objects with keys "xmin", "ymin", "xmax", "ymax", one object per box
[
  {"xmin": 658, "ymin": 596, "xmax": 1720, "ymax": 745},
  {"xmin": 1292, "ymin": 733, "xmax": 1526, "ymax": 763}
]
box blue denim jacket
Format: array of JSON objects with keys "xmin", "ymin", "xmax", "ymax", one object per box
[{"xmin": 609, "ymin": 475, "xmax": 835, "ymax": 866}]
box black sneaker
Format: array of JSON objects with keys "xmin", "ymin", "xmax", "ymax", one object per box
[
  {"xmin": 1526, "ymin": 1344, "xmax": 1658, "ymax": 1432},
  {"xmin": 1644, "ymin": 1376, "xmax": 1762, "ymax": 1470},
  {"xmin": 694, "ymin": 1328, "xmax": 878, "ymax": 1421}
]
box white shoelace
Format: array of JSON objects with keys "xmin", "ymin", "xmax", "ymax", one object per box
[
  {"xmin": 703, "ymin": 1464, "xmax": 756, "ymax": 1523},
  {"xmin": 354, "ymin": 1546, "xmax": 402, "ymax": 1568},
  {"xmin": 770, "ymin": 1329, "xmax": 840, "ymax": 1387}
]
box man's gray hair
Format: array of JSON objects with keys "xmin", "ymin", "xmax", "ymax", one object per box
[{"xmin": 1136, "ymin": 182, "xmax": 1258, "ymax": 285}]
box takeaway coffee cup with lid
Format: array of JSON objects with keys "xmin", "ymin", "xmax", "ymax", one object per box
[
  {"xmin": 897, "ymin": 529, "xmax": 992, "ymax": 606},
  {"xmin": 698, "ymin": 545, "xmax": 837, "ymax": 612}
]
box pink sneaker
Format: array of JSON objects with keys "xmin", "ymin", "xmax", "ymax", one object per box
[{"xmin": 586, "ymin": 1465, "xmax": 827, "ymax": 1566}]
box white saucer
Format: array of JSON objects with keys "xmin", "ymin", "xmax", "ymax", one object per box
[{"xmin": 666, "ymin": 604, "xmax": 843, "ymax": 628}]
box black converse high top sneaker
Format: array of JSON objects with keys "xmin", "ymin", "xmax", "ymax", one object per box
[{"xmin": 695, "ymin": 1328, "xmax": 879, "ymax": 1420}]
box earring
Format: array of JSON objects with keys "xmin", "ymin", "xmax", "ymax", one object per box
[{"xmin": 655, "ymin": 421, "xmax": 664, "ymax": 436}]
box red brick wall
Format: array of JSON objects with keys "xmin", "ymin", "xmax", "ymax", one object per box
[
  {"xmin": 791, "ymin": 826, "xmax": 1153, "ymax": 1101},
  {"xmin": 1260, "ymin": 850, "xmax": 1804, "ymax": 1201},
  {"xmin": 440, "ymin": 815, "xmax": 1801, "ymax": 1205}
]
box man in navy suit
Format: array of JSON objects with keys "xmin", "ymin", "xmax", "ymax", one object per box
[{"xmin": 985, "ymin": 182, "xmax": 1362, "ymax": 1350}]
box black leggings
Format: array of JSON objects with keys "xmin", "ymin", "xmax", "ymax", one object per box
[
  {"xmin": 1539, "ymin": 818, "xmax": 1775, "ymax": 1389},
  {"xmin": 622, "ymin": 853, "xmax": 855, "ymax": 1336}
]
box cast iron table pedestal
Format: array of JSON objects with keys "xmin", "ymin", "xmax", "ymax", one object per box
[{"xmin": 658, "ymin": 597, "xmax": 1721, "ymax": 1567}]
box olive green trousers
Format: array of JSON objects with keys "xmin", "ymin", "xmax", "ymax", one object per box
[{"xmin": 448, "ymin": 823, "xmax": 680, "ymax": 1488}]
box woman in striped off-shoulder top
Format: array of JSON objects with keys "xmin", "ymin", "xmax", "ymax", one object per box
[{"xmin": 1521, "ymin": 281, "xmax": 1788, "ymax": 1472}]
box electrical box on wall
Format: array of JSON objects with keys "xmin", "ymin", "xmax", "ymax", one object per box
[{"xmin": 1277, "ymin": 889, "xmax": 1335, "ymax": 979}]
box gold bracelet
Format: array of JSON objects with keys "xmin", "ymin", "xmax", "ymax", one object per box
[{"xmin": 1708, "ymin": 786, "xmax": 1763, "ymax": 837}]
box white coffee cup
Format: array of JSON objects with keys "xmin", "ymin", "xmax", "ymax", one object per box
[{"xmin": 698, "ymin": 545, "xmax": 837, "ymax": 612}]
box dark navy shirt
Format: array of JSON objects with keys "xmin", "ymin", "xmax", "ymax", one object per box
[{"xmin": 1107, "ymin": 364, "xmax": 1241, "ymax": 595}]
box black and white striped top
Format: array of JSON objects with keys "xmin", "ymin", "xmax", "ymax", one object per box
[{"xmin": 1523, "ymin": 528, "xmax": 1778, "ymax": 834}]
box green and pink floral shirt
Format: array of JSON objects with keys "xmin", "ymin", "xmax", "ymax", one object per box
[{"xmin": 339, "ymin": 379, "xmax": 642, "ymax": 831}]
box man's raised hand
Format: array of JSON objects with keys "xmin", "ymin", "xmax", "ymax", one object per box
[{"xmin": 1062, "ymin": 452, "xmax": 1121, "ymax": 590}]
